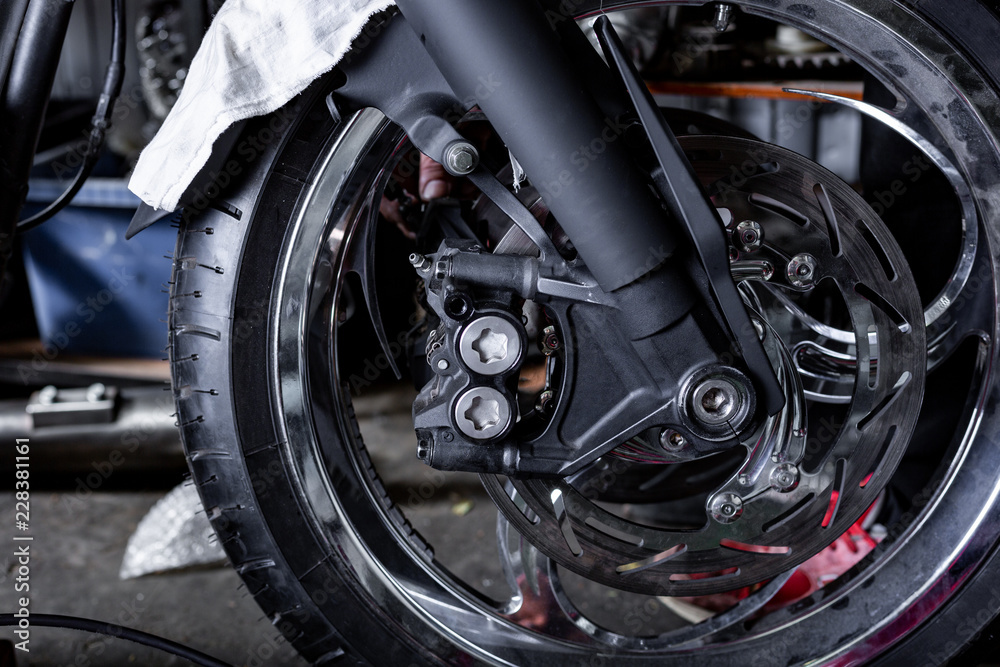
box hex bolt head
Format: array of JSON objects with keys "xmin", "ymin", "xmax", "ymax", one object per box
[
  {"xmin": 690, "ymin": 377, "xmax": 741, "ymax": 426},
  {"xmin": 443, "ymin": 141, "xmax": 479, "ymax": 176},
  {"xmin": 787, "ymin": 253, "xmax": 818, "ymax": 288},
  {"xmin": 659, "ymin": 429, "xmax": 687, "ymax": 451},
  {"xmin": 710, "ymin": 492, "xmax": 744, "ymax": 524},
  {"xmin": 735, "ymin": 220, "xmax": 763, "ymax": 253},
  {"xmin": 770, "ymin": 463, "xmax": 800, "ymax": 492},
  {"xmin": 454, "ymin": 387, "xmax": 512, "ymax": 440}
]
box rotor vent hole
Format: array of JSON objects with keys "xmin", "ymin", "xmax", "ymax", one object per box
[
  {"xmin": 860, "ymin": 425, "xmax": 897, "ymax": 489},
  {"xmin": 584, "ymin": 517, "xmax": 644, "ymax": 547},
  {"xmin": 866, "ymin": 325, "xmax": 879, "ymax": 389},
  {"xmin": 762, "ymin": 492, "xmax": 815, "ymax": 533},
  {"xmin": 857, "ymin": 371, "xmax": 911, "ymax": 431},
  {"xmin": 813, "ymin": 182, "xmax": 842, "ymax": 257},
  {"xmin": 719, "ymin": 539, "xmax": 790, "ymax": 555},
  {"xmin": 749, "ymin": 192, "xmax": 809, "ymax": 227},
  {"xmin": 615, "ymin": 544, "xmax": 687, "ymax": 575},
  {"xmin": 668, "ymin": 566, "xmax": 739, "ymax": 583},
  {"xmin": 857, "ymin": 220, "xmax": 897, "ymax": 282},
  {"xmin": 854, "ymin": 283, "xmax": 910, "ymax": 333},
  {"xmin": 821, "ymin": 458, "xmax": 847, "ymax": 529}
]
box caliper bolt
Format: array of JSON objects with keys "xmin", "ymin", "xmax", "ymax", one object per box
[
  {"xmin": 770, "ymin": 463, "xmax": 800, "ymax": 492},
  {"xmin": 787, "ymin": 253, "xmax": 818, "ymax": 288},
  {"xmin": 443, "ymin": 141, "xmax": 479, "ymax": 176},
  {"xmin": 710, "ymin": 492, "xmax": 744, "ymax": 524},
  {"xmin": 735, "ymin": 220, "xmax": 763, "ymax": 253},
  {"xmin": 659, "ymin": 429, "xmax": 687, "ymax": 452},
  {"xmin": 454, "ymin": 387, "xmax": 512, "ymax": 440},
  {"xmin": 459, "ymin": 315, "xmax": 522, "ymax": 375}
]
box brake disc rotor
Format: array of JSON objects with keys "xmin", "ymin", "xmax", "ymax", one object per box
[{"xmin": 482, "ymin": 135, "xmax": 926, "ymax": 596}]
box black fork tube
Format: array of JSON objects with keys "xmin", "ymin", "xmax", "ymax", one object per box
[
  {"xmin": 0, "ymin": 0, "xmax": 75, "ymax": 273},
  {"xmin": 395, "ymin": 0, "xmax": 683, "ymax": 294}
]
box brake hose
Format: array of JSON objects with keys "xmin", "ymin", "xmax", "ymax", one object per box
[
  {"xmin": 0, "ymin": 613, "xmax": 233, "ymax": 666},
  {"xmin": 16, "ymin": 0, "xmax": 126, "ymax": 232}
]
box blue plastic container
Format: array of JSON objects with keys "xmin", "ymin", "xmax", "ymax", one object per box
[{"xmin": 21, "ymin": 179, "xmax": 175, "ymax": 358}]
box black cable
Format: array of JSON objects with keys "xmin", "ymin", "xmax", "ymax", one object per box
[
  {"xmin": 0, "ymin": 613, "xmax": 233, "ymax": 667},
  {"xmin": 16, "ymin": 0, "xmax": 127, "ymax": 232}
]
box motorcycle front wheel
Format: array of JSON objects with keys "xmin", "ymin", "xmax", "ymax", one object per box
[{"xmin": 169, "ymin": 1, "xmax": 1000, "ymax": 664}]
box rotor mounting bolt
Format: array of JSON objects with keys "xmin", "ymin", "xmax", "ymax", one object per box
[
  {"xmin": 735, "ymin": 220, "xmax": 763, "ymax": 253},
  {"xmin": 710, "ymin": 492, "xmax": 744, "ymax": 524},
  {"xmin": 787, "ymin": 253, "xmax": 818, "ymax": 288},
  {"xmin": 770, "ymin": 463, "xmax": 800, "ymax": 493},
  {"xmin": 454, "ymin": 387, "xmax": 512, "ymax": 440},
  {"xmin": 443, "ymin": 141, "xmax": 479, "ymax": 176},
  {"xmin": 659, "ymin": 429, "xmax": 687, "ymax": 452}
]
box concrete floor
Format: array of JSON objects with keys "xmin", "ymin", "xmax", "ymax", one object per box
[
  {"xmin": 0, "ymin": 491, "xmax": 306, "ymax": 666},
  {"xmin": 0, "ymin": 386, "xmax": 995, "ymax": 665}
]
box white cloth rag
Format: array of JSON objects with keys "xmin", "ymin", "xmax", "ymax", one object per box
[{"xmin": 128, "ymin": 0, "xmax": 394, "ymax": 212}]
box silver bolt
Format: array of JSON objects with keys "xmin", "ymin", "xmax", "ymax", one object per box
[
  {"xmin": 690, "ymin": 377, "xmax": 740, "ymax": 426},
  {"xmin": 735, "ymin": 220, "xmax": 763, "ymax": 253},
  {"xmin": 659, "ymin": 429, "xmax": 687, "ymax": 451},
  {"xmin": 454, "ymin": 387, "xmax": 512, "ymax": 440},
  {"xmin": 409, "ymin": 253, "xmax": 431, "ymax": 274},
  {"xmin": 713, "ymin": 3, "xmax": 734, "ymax": 32},
  {"xmin": 443, "ymin": 141, "xmax": 479, "ymax": 176},
  {"xmin": 459, "ymin": 315, "xmax": 522, "ymax": 375},
  {"xmin": 770, "ymin": 463, "xmax": 800, "ymax": 492},
  {"xmin": 436, "ymin": 358, "xmax": 450, "ymax": 371},
  {"xmin": 86, "ymin": 383, "xmax": 106, "ymax": 402},
  {"xmin": 710, "ymin": 492, "xmax": 744, "ymax": 524},
  {"xmin": 787, "ymin": 253, "xmax": 818, "ymax": 288}
]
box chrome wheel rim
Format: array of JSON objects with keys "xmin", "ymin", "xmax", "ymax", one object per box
[{"xmin": 267, "ymin": 1, "xmax": 1000, "ymax": 663}]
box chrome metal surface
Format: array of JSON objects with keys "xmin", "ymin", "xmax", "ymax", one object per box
[
  {"xmin": 734, "ymin": 219, "xmax": 763, "ymax": 253},
  {"xmin": 256, "ymin": 0, "xmax": 1000, "ymax": 663},
  {"xmin": 785, "ymin": 253, "xmax": 817, "ymax": 288},
  {"xmin": 484, "ymin": 134, "xmax": 925, "ymax": 597}
]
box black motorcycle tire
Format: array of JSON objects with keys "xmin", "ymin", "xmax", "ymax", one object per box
[{"xmin": 168, "ymin": 1, "xmax": 1000, "ymax": 664}]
